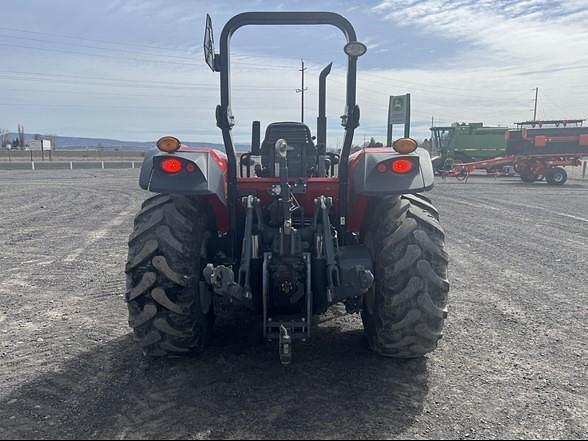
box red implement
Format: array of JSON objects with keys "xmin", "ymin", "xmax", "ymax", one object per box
[{"xmin": 444, "ymin": 153, "xmax": 583, "ymax": 184}]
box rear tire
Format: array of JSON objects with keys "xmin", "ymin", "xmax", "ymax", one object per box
[
  {"xmin": 546, "ymin": 167, "xmax": 567, "ymax": 185},
  {"xmin": 125, "ymin": 194, "xmax": 214, "ymax": 357},
  {"xmin": 362, "ymin": 195, "xmax": 449, "ymax": 358}
]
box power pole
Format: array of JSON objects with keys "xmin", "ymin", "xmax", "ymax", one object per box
[
  {"xmin": 296, "ymin": 59, "xmax": 308, "ymax": 123},
  {"xmin": 533, "ymin": 87, "xmax": 538, "ymax": 121}
]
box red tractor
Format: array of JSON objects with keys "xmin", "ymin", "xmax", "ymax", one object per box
[{"xmin": 126, "ymin": 12, "xmax": 448, "ymax": 364}]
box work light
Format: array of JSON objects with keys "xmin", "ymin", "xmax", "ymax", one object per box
[{"xmin": 344, "ymin": 41, "xmax": 367, "ymax": 57}]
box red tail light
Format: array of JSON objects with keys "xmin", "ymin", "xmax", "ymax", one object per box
[
  {"xmin": 160, "ymin": 158, "xmax": 183, "ymax": 174},
  {"xmin": 391, "ymin": 159, "xmax": 414, "ymax": 174},
  {"xmin": 377, "ymin": 163, "xmax": 387, "ymax": 173}
]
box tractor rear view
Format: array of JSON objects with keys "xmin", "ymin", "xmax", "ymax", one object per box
[{"xmin": 125, "ymin": 12, "xmax": 449, "ymax": 364}]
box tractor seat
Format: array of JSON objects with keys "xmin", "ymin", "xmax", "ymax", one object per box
[{"xmin": 259, "ymin": 122, "xmax": 318, "ymax": 177}]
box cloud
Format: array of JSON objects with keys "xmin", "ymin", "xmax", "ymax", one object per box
[
  {"xmin": 360, "ymin": 0, "xmax": 588, "ymax": 136},
  {"xmin": 373, "ymin": 0, "xmax": 588, "ymax": 70},
  {"xmin": 1, "ymin": 0, "xmax": 587, "ymax": 144}
]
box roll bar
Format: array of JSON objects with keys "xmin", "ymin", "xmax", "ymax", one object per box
[{"xmin": 206, "ymin": 11, "xmax": 364, "ymax": 242}]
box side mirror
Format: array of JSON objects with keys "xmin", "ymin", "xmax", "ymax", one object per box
[
  {"xmin": 204, "ymin": 14, "xmax": 216, "ymax": 71},
  {"xmin": 251, "ymin": 121, "xmax": 261, "ymax": 155}
]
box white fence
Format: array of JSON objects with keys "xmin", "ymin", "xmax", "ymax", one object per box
[{"xmin": 0, "ymin": 161, "xmax": 138, "ymax": 171}]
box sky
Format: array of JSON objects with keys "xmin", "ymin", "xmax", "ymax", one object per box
[{"xmin": 1, "ymin": 0, "xmax": 587, "ymax": 147}]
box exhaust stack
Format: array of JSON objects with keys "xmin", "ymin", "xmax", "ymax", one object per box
[{"xmin": 317, "ymin": 62, "xmax": 333, "ymax": 155}]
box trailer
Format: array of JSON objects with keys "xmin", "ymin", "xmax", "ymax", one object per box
[
  {"xmin": 443, "ymin": 153, "xmax": 583, "ymax": 185},
  {"xmin": 442, "ymin": 119, "xmax": 588, "ymax": 185},
  {"xmin": 507, "ymin": 119, "xmax": 588, "ymax": 156}
]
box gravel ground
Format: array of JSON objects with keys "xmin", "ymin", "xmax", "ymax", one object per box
[{"xmin": 0, "ymin": 169, "xmax": 586, "ymax": 440}]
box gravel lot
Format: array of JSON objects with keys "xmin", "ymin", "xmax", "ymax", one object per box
[{"xmin": 0, "ymin": 170, "xmax": 586, "ymax": 440}]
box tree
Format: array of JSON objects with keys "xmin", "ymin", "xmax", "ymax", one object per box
[
  {"xmin": 0, "ymin": 130, "xmax": 10, "ymax": 148},
  {"xmin": 367, "ymin": 137, "xmax": 383, "ymax": 147}
]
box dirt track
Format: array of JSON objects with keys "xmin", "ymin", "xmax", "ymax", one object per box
[{"xmin": 0, "ymin": 170, "xmax": 586, "ymax": 440}]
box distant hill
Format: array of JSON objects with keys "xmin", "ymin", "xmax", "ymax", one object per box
[{"xmin": 5, "ymin": 133, "xmax": 249, "ymax": 151}]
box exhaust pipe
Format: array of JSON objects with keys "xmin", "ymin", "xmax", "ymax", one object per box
[{"xmin": 317, "ymin": 62, "xmax": 332, "ymax": 155}]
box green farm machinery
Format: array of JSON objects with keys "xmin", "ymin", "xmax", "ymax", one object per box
[{"xmin": 431, "ymin": 122, "xmax": 507, "ymax": 172}]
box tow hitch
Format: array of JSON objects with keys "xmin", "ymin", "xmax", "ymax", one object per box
[{"xmin": 279, "ymin": 325, "xmax": 292, "ymax": 366}]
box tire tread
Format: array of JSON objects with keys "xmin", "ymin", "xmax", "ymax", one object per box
[
  {"xmin": 362, "ymin": 195, "xmax": 449, "ymax": 358},
  {"xmin": 125, "ymin": 194, "xmax": 213, "ymax": 357}
]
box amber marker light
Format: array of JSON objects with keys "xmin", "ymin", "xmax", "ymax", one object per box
[
  {"xmin": 157, "ymin": 136, "xmax": 181, "ymax": 153},
  {"xmin": 392, "ymin": 137, "xmax": 418, "ymax": 154}
]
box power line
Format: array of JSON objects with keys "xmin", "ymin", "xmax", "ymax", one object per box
[
  {"xmin": 311, "ymin": 61, "xmax": 558, "ymax": 103},
  {"xmin": 0, "ymin": 102, "xmax": 202, "ymax": 110},
  {"xmin": 0, "ymin": 40, "xmax": 300, "ymax": 71},
  {"xmin": 0, "ymin": 31, "xmax": 301, "ymax": 71},
  {"xmin": 0, "ymin": 70, "xmax": 292, "ymax": 91},
  {"xmin": 0, "ymin": 78, "xmax": 533, "ymax": 127},
  {"xmin": 3, "ymin": 31, "xmax": 567, "ymax": 102},
  {"xmin": 0, "ymin": 69, "xmax": 207, "ymax": 86},
  {"xmin": 0, "ymin": 101, "xmax": 304, "ymax": 111},
  {"xmin": 3, "ymin": 26, "xmax": 587, "ymax": 102},
  {"xmin": 0, "ymin": 42, "xmax": 204, "ymax": 66},
  {"xmin": 326, "ymin": 72, "xmax": 529, "ymax": 103},
  {"xmin": 0, "ymin": 33, "xmax": 201, "ymax": 60},
  {"xmin": 3, "ymin": 26, "xmax": 417, "ymax": 77},
  {"xmin": 2, "ymin": 33, "xmax": 578, "ymax": 107},
  {"xmin": 0, "ymin": 26, "xmax": 184, "ymax": 52},
  {"xmin": 0, "ymin": 75, "xmax": 215, "ymax": 91},
  {"xmin": 359, "ymin": 69, "xmax": 510, "ymax": 94},
  {"xmin": 540, "ymin": 91, "xmax": 571, "ymax": 119},
  {"xmin": 0, "ymin": 87, "xmax": 285, "ymax": 99}
]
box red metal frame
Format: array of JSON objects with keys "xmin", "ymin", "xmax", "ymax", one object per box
[
  {"xmin": 237, "ymin": 177, "xmax": 340, "ymax": 212},
  {"xmin": 445, "ymin": 153, "xmax": 583, "ymax": 183},
  {"xmin": 189, "ymin": 146, "xmax": 418, "ymax": 234}
]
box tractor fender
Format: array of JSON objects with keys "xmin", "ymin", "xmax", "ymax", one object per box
[
  {"xmin": 349, "ymin": 147, "xmax": 434, "ymax": 195},
  {"xmin": 139, "ymin": 148, "xmax": 228, "ymax": 204}
]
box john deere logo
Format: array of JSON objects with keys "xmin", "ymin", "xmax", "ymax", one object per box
[{"xmin": 393, "ymin": 98, "xmax": 404, "ymax": 111}]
